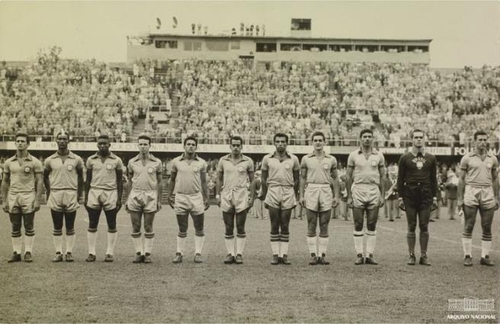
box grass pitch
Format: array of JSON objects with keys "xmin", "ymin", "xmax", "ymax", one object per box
[{"xmin": 0, "ymin": 206, "xmax": 498, "ymax": 323}]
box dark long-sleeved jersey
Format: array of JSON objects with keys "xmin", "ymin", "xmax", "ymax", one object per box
[{"xmin": 397, "ymin": 152, "xmax": 438, "ymax": 198}]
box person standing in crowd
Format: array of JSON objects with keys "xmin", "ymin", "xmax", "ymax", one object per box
[
  {"xmin": 458, "ymin": 131, "xmax": 499, "ymax": 266},
  {"xmin": 251, "ymin": 170, "xmax": 265, "ymax": 219},
  {"xmin": 430, "ymin": 165, "xmax": 443, "ymax": 222},
  {"xmin": 299, "ymin": 131, "xmax": 339, "ymax": 265},
  {"xmin": 1, "ymin": 132, "xmax": 43, "ymax": 263},
  {"xmin": 261, "ymin": 133, "xmax": 300, "ymax": 265},
  {"xmin": 166, "ymin": 136, "xmax": 209, "ymax": 264},
  {"xmin": 216, "ymin": 136, "xmax": 256, "ymax": 264},
  {"xmin": 445, "ymin": 165, "xmax": 459, "ymax": 220},
  {"xmin": 126, "ymin": 134, "xmax": 163, "ymax": 264},
  {"xmin": 43, "ymin": 131, "xmax": 84, "ymax": 262},
  {"xmin": 84, "ymin": 135, "xmax": 124, "ymax": 262},
  {"xmin": 346, "ymin": 129, "xmax": 386, "ymax": 265},
  {"xmin": 397, "ymin": 129, "xmax": 438, "ymax": 266},
  {"xmin": 384, "ymin": 165, "xmax": 399, "ymax": 222}
]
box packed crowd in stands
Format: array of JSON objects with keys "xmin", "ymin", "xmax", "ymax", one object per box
[{"xmin": 2, "ymin": 53, "xmax": 500, "ymax": 147}]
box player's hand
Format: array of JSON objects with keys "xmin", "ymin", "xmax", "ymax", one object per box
[
  {"xmin": 167, "ymin": 196, "xmax": 174, "ymax": 209},
  {"xmin": 347, "ymin": 196, "xmax": 353, "ymax": 209},
  {"xmin": 33, "ymin": 199, "xmax": 40, "ymax": 212},
  {"xmin": 115, "ymin": 200, "xmax": 122, "ymax": 212},
  {"xmin": 457, "ymin": 199, "xmax": 464, "ymax": 209},
  {"xmin": 495, "ymin": 199, "xmax": 499, "ymax": 211},
  {"xmin": 260, "ymin": 190, "xmax": 267, "ymax": 201},
  {"xmin": 247, "ymin": 197, "xmax": 255, "ymax": 210},
  {"xmin": 299, "ymin": 196, "xmax": 306, "ymax": 208},
  {"xmin": 156, "ymin": 201, "xmax": 162, "ymax": 212},
  {"xmin": 332, "ymin": 197, "xmax": 339, "ymax": 208},
  {"xmin": 2, "ymin": 203, "xmax": 9, "ymax": 213},
  {"xmin": 431, "ymin": 197, "xmax": 438, "ymax": 211},
  {"xmin": 204, "ymin": 198, "xmax": 210, "ymax": 211},
  {"xmin": 398, "ymin": 198, "xmax": 406, "ymax": 211},
  {"xmin": 216, "ymin": 195, "xmax": 221, "ymax": 207},
  {"xmin": 378, "ymin": 196, "xmax": 385, "ymax": 208}
]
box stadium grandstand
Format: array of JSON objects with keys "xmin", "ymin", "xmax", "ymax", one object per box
[{"xmin": 1, "ymin": 20, "xmax": 499, "ymax": 161}]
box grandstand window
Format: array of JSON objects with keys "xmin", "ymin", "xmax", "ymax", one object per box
[
  {"xmin": 354, "ymin": 45, "xmax": 378, "ymax": 52},
  {"xmin": 206, "ymin": 40, "xmax": 229, "ymax": 51},
  {"xmin": 281, "ymin": 43, "xmax": 302, "ymax": 51},
  {"xmin": 183, "ymin": 41, "xmax": 202, "ymax": 51},
  {"xmin": 155, "ymin": 40, "xmax": 178, "ymax": 49},
  {"xmin": 303, "ymin": 44, "xmax": 327, "ymax": 52},
  {"xmin": 338, "ymin": 45, "xmax": 353, "ymax": 52},
  {"xmin": 256, "ymin": 43, "xmax": 277, "ymax": 52},
  {"xmin": 408, "ymin": 45, "xmax": 429, "ymax": 53},
  {"xmin": 231, "ymin": 41, "xmax": 240, "ymax": 50},
  {"xmin": 381, "ymin": 45, "xmax": 405, "ymax": 53}
]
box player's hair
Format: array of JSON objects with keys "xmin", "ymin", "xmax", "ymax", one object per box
[
  {"xmin": 97, "ymin": 134, "xmax": 110, "ymax": 142},
  {"xmin": 56, "ymin": 131, "xmax": 70, "ymax": 140},
  {"xmin": 15, "ymin": 132, "xmax": 30, "ymax": 144},
  {"xmin": 311, "ymin": 131, "xmax": 325, "ymax": 141},
  {"xmin": 184, "ymin": 136, "xmax": 198, "ymax": 147},
  {"xmin": 473, "ymin": 130, "xmax": 488, "ymax": 140},
  {"xmin": 138, "ymin": 134, "xmax": 152, "ymax": 145},
  {"xmin": 359, "ymin": 129, "xmax": 373, "ymax": 138},
  {"xmin": 273, "ymin": 133, "xmax": 289, "ymax": 143},
  {"xmin": 411, "ymin": 129, "xmax": 425, "ymax": 138},
  {"xmin": 230, "ymin": 136, "xmax": 243, "ymax": 145}
]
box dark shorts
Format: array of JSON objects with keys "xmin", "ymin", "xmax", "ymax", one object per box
[{"xmin": 402, "ymin": 183, "xmax": 433, "ymax": 211}]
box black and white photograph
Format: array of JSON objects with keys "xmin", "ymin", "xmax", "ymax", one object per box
[{"xmin": 0, "ymin": 0, "xmax": 499, "ymax": 322}]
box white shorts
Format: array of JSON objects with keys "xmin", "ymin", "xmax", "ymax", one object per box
[
  {"xmin": 175, "ymin": 193, "xmax": 204, "ymax": 216},
  {"xmin": 265, "ymin": 186, "xmax": 296, "ymax": 210},
  {"xmin": 127, "ymin": 189, "xmax": 158, "ymax": 213},
  {"xmin": 87, "ymin": 188, "xmax": 118, "ymax": 211},
  {"xmin": 464, "ymin": 186, "xmax": 496, "ymax": 209},
  {"xmin": 221, "ymin": 187, "xmax": 249, "ymax": 213},
  {"xmin": 48, "ymin": 189, "xmax": 79, "ymax": 212},
  {"xmin": 7, "ymin": 192, "xmax": 36, "ymax": 214},
  {"xmin": 305, "ymin": 184, "xmax": 333, "ymax": 212},
  {"xmin": 352, "ymin": 184, "xmax": 380, "ymax": 210}
]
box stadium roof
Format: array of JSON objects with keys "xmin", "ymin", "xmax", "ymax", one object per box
[{"xmin": 144, "ymin": 33, "xmax": 433, "ymax": 43}]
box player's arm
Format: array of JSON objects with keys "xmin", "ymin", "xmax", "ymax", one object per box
[
  {"xmin": 247, "ymin": 168, "xmax": 255, "ymax": 208},
  {"xmin": 84, "ymin": 169, "xmax": 92, "ymax": 206},
  {"xmin": 430, "ymin": 157, "xmax": 438, "ymax": 205},
  {"xmin": 330, "ymin": 167, "xmax": 340, "ymax": 208},
  {"xmin": 293, "ymin": 157, "xmax": 300, "ymax": 196},
  {"xmin": 1, "ymin": 171, "xmax": 10, "ymax": 212},
  {"xmin": 397, "ymin": 155, "xmax": 406, "ymax": 205},
  {"xmin": 378, "ymin": 164, "xmax": 386, "ymax": 207},
  {"xmin": 293, "ymin": 169, "xmax": 300, "ymax": 197},
  {"xmin": 156, "ymin": 170, "xmax": 163, "ymax": 211},
  {"xmin": 457, "ymin": 167, "xmax": 466, "ymax": 208},
  {"xmin": 299, "ymin": 161, "xmax": 307, "ymax": 206},
  {"xmin": 76, "ymin": 160, "xmax": 84, "ymax": 202},
  {"xmin": 166, "ymin": 170, "xmax": 177, "ymax": 208},
  {"xmin": 200, "ymin": 169, "xmax": 209, "ymax": 210},
  {"xmin": 260, "ymin": 169, "xmax": 268, "ymax": 199},
  {"xmin": 215, "ymin": 168, "xmax": 223, "ymax": 206},
  {"xmin": 43, "ymin": 169, "xmax": 51, "ymax": 199},
  {"xmin": 115, "ymin": 168, "xmax": 124, "ymax": 211},
  {"xmin": 491, "ymin": 164, "xmax": 498, "ymax": 208},
  {"xmin": 34, "ymin": 172, "xmax": 43, "ymax": 212},
  {"xmin": 260, "ymin": 157, "xmax": 269, "ymax": 199},
  {"xmin": 345, "ymin": 166, "xmax": 354, "ymax": 200}
]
